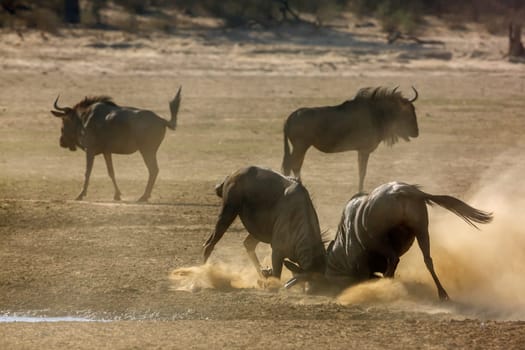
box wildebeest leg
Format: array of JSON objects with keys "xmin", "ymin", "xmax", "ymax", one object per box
[
  {"xmin": 76, "ymin": 152, "xmax": 95, "ymax": 200},
  {"xmin": 271, "ymin": 250, "xmax": 284, "ymax": 279},
  {"xmin": 203, "ymin": 204, "xmax": 238, "ymax": 263},
  {"xmin": 383, "ymin": 255, "xmax": 400, "ymax": 278},
  {"xmin": 290, "ymin": 144, "xmax": 309, "ymax": 180},
  {"xmin": 371, "ymin": 241, "xmax": 399, "ymax": 278},
  {"xmin": 243, "ymin": 235, "xmax": 267, "ymax": 277},
  {"xmin": 416, "ymin": 229, "xmax": 450, "ymax": 301},
  {"xmin": 357, "ymin": 151, "xmax": 370, "ymax": 193},
  {"xmin": 371, "ymin": 247, "xmax": 399, "ymax": 278},
  {"xmin": 138, "ymin": 150, "xmax": 159, "ymax": 202},
  {"xmin": 103, "ymin": 153, "xmax": 122, "ymax": 201}
]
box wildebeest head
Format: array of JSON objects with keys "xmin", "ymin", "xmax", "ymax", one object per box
[
  {"xmin": 283, "ymin": 259, "xmax": 336, "ymax": 295},
  {"xmin": 50, "ymin": 95, "xmax": 83, "ymax": 151},
  {"xmin": 390, "ymin": 86, "xmax": 419, "ymax": 141},
  {"xmin": 275, "ymin": 182, "xmax": 328, "ymax": 289}
]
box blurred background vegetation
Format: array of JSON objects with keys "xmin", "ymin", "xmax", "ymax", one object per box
[{"xmin": 1, "ymin": 0, "xmax": 523, "ymax": 35}]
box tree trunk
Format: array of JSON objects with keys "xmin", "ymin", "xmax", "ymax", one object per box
[
  {"xmin": 64, "ymin": 0, "xmax": 80, "ymax": 24},
  {"xmin": 509, "ymin": 23, "xmax": 525, "ymax": 58}
]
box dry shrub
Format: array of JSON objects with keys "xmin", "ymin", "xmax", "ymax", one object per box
[
  {"xmin": 113, "ymin": 0, "xmax": 149, "ymax": 15},
  {"xmin": 112, "ymin": 13, "xmax": 139, "ymax": 33},
  {"xmin": 110, "ymin": 13, "xmax": 176, "ymax": 34},
  {"xmin": 23, "ymin": 8, "xmax": 61, "ymax": 34},
  {"xmin": 143, "ymin": 16, "xmax": 176, "ymax": 33},
  {"xmin": 484, "ymin": 16, "xmax": 510, "ymax": 35},
  {"xmin": 0, "ymin": 13, "xmax": 8, "ymax": 28},
  {"xmin": 314, "ymin": 1, "xmax": 345, "ymax": 26}
]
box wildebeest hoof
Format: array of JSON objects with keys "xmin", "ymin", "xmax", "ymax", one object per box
[
  {"xmin": 114, "ymin": 193, "xmax": 121, "ymax": 201},
  {"xmin": 75, "ymin": 193, "xmax": 85, "ymax": 201},
  {"xmin": 137, "ymin": 195, "xmax": 149, "ymax": 202},
  {"xmin": 260, "ymin": 268, "xmax": 273, "ymax": 278},
  {"xmin": 439, "ymin": 293, "xmax": 450, "ymax": 302}
]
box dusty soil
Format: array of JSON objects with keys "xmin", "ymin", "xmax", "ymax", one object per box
[{"xmin": 1, "ymin": 18, "xmax": 525, "ymax": 349}]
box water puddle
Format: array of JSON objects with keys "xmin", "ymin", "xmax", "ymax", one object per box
[{"xmin": 0, "ymin": 314, "xmax": 110, "ymax": 323}]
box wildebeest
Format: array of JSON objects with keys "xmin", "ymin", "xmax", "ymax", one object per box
[
  {"xmin": 281, "ymin": 86, "xmax": 419, "ymax": 192},
  {"xmin": 286, "ymin": 182, "xmax": 493, "ymax": 300},
  {"xmin": 50, "ymin": 88, "xmax": 181, "ymax": 201},
  {"xmin": 203, "ymin": 166, "xmax": 326, "ymax": 280}
]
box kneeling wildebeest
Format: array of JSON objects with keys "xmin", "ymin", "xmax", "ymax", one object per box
[
  {"xmin": 50, "ymin": 88, "xmax": 181, "ymax": 201},
  {"xmin": 203, "ymin": 166, "xmax": 327, "ymax": 281},
  {"xmin": 285, "ymin": 182, "xmax": 493, "ymax": 300},
  {"xmin": 281, "ymin": 86, "xmax": 419, "ymax": 192}
]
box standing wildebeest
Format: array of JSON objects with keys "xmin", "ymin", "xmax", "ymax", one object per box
[
  {"xmin": 285, "ymin": 182, "xmax": 493, "ymax": 300},
  {"xmin": 281, "ymin": 86, "xmax": 419, "ymax": 192},
  {"xmin": 203, "ymin": 166, "xmax": 326, "ymax": 280},
  {"xmin": 50, "ymin": 88, "xmax": 181, "ymax": 202}
]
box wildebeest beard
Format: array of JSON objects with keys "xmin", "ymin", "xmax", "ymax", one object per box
[
  {"xmin": 60, "ymin": 135, "xmax": 78, "ymax": 151},
  {"xmin": 59, "ymin": 117, "xmax": 84, "ymax": 151}
]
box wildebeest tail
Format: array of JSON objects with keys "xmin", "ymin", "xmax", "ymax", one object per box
[
  {"xmin": 167, "ymin": 86, "xmax": 182, "ymax": 130},
  {"xmin": 420, "ymin": 190, "xmax": 493, "ymax": 228},
  {"xmin": 281, "ymin": 117, "xmax": 292, "ymax": 175}
]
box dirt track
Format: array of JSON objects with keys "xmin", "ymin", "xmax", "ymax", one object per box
[{"xmin": 1, "ymin": 22, "xmax": 525, "ymax": 349}]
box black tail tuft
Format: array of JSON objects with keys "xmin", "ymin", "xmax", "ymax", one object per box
[
  {"xmin": 167, "ymin": 86, "xmax": 181, "ymax": 130},
  {"xmin": 281, "ymin": 118, "xmax": 292, "ymax": 175},
  {"xmin": 425, "ymin": 194, "xmax": 493, "ymax": 229}
]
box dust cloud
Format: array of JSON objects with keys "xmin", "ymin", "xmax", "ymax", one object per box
[
  {"xmin": 170, "ymin": 246, "xmax": 286, "ymax": 292},
  {"xmin": 169, "ymin": 263, "xmax": 257, "ymax": 292},
  {"xmin": 337, "ymin": 278, "xmax": 409, "ymax": 305},
  {"xmin": 405, "ymin": 159, "xmax": 525, "ymax": 320}
]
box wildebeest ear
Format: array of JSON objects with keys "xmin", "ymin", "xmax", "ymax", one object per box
[
  {"xmin": 284, "ymin": 259, "xmax": 304, "ymax": 274},
  {"xmin": 51, "ymin": 110, "xmax": 65, "ymax": 117},
  {"xmin": 214, "ymin": 181, "xmax": 224, "ymax": 198}
]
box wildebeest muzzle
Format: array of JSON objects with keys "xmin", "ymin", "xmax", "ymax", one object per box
[{"xmin": 60, "ymin": 136, "xmax": 77, "ymax": 151}]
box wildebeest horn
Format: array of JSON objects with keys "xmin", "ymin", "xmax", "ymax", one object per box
[
  {"xmin": 392, "ymin": 85, "xmax": 399, "ymax": 94},
  {"xmin": 53, "ymin": 95, "xmax": 68, "ymax": 112},
  {"xmin": 284, "ymin": 272, "xmax": 313, "ymax": 289},
  {"xmin": 409, "ymin": 86, "xmax": 418, "ymax": 102},
  {"xmin": 284, "ymin": 277, "xmax": 299, "ymax": 289},
  {"xmin": 52, "ymin": 95, "xmax": 73, "ymax": 117},
  {"xmin": 283, "ymin": 260, "xmax": 308, "ymax": 289}
]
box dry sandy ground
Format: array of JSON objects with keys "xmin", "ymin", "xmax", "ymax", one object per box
[{"xmin": 1, "ymin": 18, "xmax": 525, "ymax": 349}]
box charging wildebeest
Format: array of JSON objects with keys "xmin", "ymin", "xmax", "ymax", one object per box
[
  {"xmin": 281, "ymin": 86, "xmax": 419, "ymax": 192},
  {"xmin": 285, "ymin": 182, "xmax": 493, "ymax": 300},
  {"xmin": 203, "ymin": 166, "xmax": 326, "ymax": 280},
  {"xmin": 50, "ymin": 88, "xmax": 181, "ymax": 201}
]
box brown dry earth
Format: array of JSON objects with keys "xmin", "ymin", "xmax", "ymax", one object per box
[{"xmin": 1, "ymin": 19, "xmax": 525, "ymax": 349}]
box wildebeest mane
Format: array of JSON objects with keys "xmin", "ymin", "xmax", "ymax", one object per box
[
  {"xmin": 353, "ymin": 86, "xmax": 410, "ymax": 146},
  {"xmin": 354, "ymin": 86, "xmax": 405, "ymax": 102},
  {"xmin": 73, "ymin": 96, "xmax": 117, "ymax": 111},
  {"xmin": 296, "ymin": 188, "xmax": 331, "ymax": 245}
]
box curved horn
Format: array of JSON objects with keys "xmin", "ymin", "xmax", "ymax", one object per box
[
  {"xmin": 392, "ymin": 85, "xmax": 399, "ymax": 94},
  {"xmin": 53, "ymin": 95, "xmax": 69, "ymax": 112},
  {"xmin": 284, "ymin": 277, "xmax": 299, "ymax": 289},
  {"xmin": 409, "ymin": 86, "xmax": 418, "ymax": 102}
]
